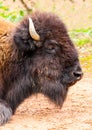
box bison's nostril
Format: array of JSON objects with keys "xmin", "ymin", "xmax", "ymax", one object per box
[{"xmin": 73, "ymin": 71, "xmax": 83, "ymax": 79}]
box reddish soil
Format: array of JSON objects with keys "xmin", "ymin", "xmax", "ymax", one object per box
[{"xmin": 0, "ymin": 73, "xmax": 92, "ymax": 130}]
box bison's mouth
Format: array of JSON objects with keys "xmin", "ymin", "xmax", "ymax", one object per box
[
  {"xmin": 67, "ymin": 76, "xmax": 83, "ymax": 87},
  {"xmin": 68, "ymin": 81, "xmax": 77, "ymax": 87},
  {"xmin": 62, "ymin": 79, "xmax": 78, "ymax": 88},
  {"xmin": 66, "ymin": 72, "xmax": 83, "ymax": 87}
]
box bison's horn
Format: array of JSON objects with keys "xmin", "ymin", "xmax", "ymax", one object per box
[{"xmin": 29, "ymin": 17, "xmax": 40, "ymax": 41}]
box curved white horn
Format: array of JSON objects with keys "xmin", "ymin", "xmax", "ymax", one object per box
[{"xmin": 29, "ymin": 17, "xmax": 40, "ymax": 41}]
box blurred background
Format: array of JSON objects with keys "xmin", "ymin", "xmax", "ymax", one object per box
[{"xmin": 0, "ymin": 0, "xmax": 92, "ymax": 73}]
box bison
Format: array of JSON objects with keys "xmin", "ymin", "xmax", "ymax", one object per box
[{"xmin": 0, "ymin": 12, "xmax": 83, "ymax": 125}]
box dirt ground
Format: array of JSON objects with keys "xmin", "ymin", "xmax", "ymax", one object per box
[{"xmin": 0, "ymin": 73, "xmax": 92, "ymax": 130}]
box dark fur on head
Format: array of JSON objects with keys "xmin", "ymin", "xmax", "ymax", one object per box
[{"xmin": 0, "ymin": 12, "xmax": 83, "ymax": 125}]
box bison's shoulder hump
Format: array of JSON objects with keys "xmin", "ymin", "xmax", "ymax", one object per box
[{"xmin": 0, "ymin": 18, "xmax": 15, "ymax": 36}]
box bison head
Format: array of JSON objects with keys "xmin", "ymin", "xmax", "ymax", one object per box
[{"xmin": 13, "ymin": 12, "xmax": 83, "ymax": 107}]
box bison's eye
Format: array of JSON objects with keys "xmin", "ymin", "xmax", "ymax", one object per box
[
  {"xmin": 44, "ymin": 40, "xmax": 60, "ymax": 54},
  {"xmin": 47, "ymin": 44, "xmax": 55, "ymax": 50}
]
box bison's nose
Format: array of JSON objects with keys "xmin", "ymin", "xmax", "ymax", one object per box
[{"xmin": 73, "ymin": 71, "xmax": 83, "ymax": 80}]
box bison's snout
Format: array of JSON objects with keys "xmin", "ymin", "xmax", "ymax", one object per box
[{"xmin": 73, "ymin": 69, "xmax": 83, "ymax": 80}]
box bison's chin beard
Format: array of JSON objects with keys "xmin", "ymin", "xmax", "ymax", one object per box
[{"xmin": 40, "ymin": 82, "xmax": 68, "ymax": 107}]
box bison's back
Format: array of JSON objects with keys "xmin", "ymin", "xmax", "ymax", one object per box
[
  {"xmin": 0, "ymin": 18, "xmax": 14, "ymax": 37},
  {"xmin": 0, "ymin": 18, "xmax": 15, "ymax": 68}
]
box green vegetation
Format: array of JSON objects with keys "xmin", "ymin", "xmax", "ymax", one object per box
[
  {"xmin": 70, "ymin": 28, "xmax": 92, "ymax": 47},
  {"xmin": 0, "ymin": 1, "xmax": 25, "ymax": 22}
]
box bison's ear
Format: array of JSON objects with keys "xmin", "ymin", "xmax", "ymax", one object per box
[{"xmin": 29, "ymin": 17, "xmax": 40, "ymax": 41}]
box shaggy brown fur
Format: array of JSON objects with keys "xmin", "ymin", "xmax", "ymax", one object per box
[{"xmin": 0, "ymin": 12, "xmax": 83, "ymax": 125}]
